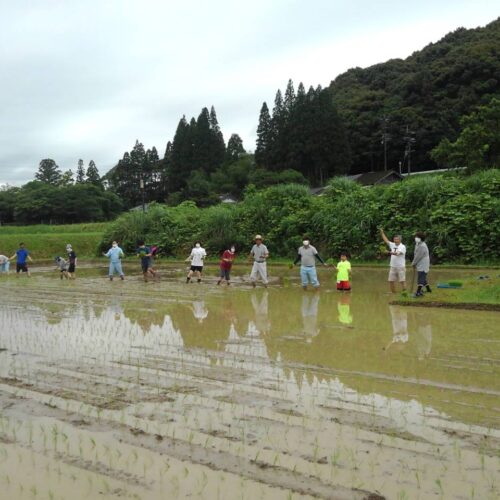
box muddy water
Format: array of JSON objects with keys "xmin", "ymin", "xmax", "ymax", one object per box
[{"xmin": 0, "ymin": 265, "xmax": 498, "ymax": 499}]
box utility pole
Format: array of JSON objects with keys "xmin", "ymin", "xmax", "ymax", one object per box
[
  {"xmin": 380, "ymin": 115, "xmax": 391, "ymax": 171},
  {"xmin": 403, "ymin": 126, "xmax": 416, "ymax": 176},
  {"xmin": 140, "ymin": 173, "xmax": 145, "ymax": 213}
]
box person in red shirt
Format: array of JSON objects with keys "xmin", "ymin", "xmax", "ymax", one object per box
[{"xmin": 217, "ymin": 245, "xmax": 236, "ymax": 286}]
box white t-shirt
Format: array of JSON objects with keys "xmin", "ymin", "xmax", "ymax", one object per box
[
  {"xmin": 190, "ymin": 247, "xmax": 207, "ymax": 267},
  {"xmin": 389, "ymin": 242, "xmax": 406, "ymax": 268}
]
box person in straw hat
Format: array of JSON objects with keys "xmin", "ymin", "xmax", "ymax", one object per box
[{"xmin": 249, "ymin": 234, "xmax": 269, "ymax": 288}]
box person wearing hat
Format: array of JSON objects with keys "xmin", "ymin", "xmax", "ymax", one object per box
[
  {"xmin": 249, "ymin": 235, "xmax": 269, "ymax": 287},
  {"xmin": 66, "ymin": 244, "xmax": 77, "ymax": 279}
]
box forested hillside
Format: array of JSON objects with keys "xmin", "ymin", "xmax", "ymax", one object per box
[{"xmin": 329, "ymin": 17, "xmax": 500, "ymax": 173}]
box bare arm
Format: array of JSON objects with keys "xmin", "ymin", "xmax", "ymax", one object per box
[{"xmin": 380, "ymin": 228, "xmax": 390, "ymax": 245}]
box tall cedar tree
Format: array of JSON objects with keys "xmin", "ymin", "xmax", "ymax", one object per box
[
  {"xmin": 255, "ymin": 102, "xmax": 272, "ymax": 167},
  {"xmin": 35, "ymin": 159, "xmax": 62, "ymax": 185},
  {"xmin": 86, "ymin": 160, "xmax": 102, "ymax": 187},
  {"xmin": 269, "ymin": 89, "xmax": 285, "ymax": 169},
  {"xmin": 209, "ymin": 106, "xmax": 226, "ymax": 170},
  {"xmin": 76, "ymin": 159, "xmax": 86, "ymax": 183},
  {"xmin": 226, "ymin": 134, "xmax": 246, "ymax": 163}
]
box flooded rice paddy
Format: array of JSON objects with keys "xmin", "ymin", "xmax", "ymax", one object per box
[{"xmin": 0, "ymin": 264, "xmax": 498, "ymax": 499}]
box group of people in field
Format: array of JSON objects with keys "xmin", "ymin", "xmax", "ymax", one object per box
[{"xmin": 1, "ymin": 229, "xmax": 430, "ymax": 296}]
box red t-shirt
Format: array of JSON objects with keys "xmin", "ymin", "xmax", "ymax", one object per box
[{"xmin": 220, "ymin": 250, "xmax": 235, "ymax": 270}]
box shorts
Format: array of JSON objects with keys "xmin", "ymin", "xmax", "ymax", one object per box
[
  {"xmin": 68, "ymin": 263, "xmax": 76, "ymax": 273},
  {"xmin": 417, "ymin": 271, "xmax": 428, "ymax": 286},
  {"xmin": 16, "ymin": 263, "xmax": 28, "ymax": 273},
  {"xmin": 220, "ymin": 268, "xmax": 231, "ymax": 280},
  {"xmin": 190, "ymin": 266, "xmax": 203, "ymax": 273},
  {"xmin": 141, "ymin": 261, "xmax": 150, "ymax": 273},
  {"xmin": 337, "ymin": 280, "xmax": 351, "ymax": 291},
  {"xmin": 388, "ymin": 267, "xmax": 406, "ymax": 282}
]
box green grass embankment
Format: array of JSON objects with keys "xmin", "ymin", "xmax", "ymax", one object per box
[
  {"xmin": 392, "ymin": 276, "xmax": 500, "ymax": 311},
  {"xmin": 0, "ymin": 223, "xmax": 108, "ymax": 259}
]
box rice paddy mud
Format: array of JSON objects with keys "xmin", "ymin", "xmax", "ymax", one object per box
[{"xmin": 0, "ymin": 265, "xmax": 498, "ymax": 499}]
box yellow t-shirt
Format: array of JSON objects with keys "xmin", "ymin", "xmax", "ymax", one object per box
[{"xmin": 336, "ymin": 260, "xmax": 351, "ymax": 281}]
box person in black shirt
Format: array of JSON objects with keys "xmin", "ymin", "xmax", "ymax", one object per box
[{"xmin": 66, "ymin": 244, "xmax": 77, "ymax": 279}]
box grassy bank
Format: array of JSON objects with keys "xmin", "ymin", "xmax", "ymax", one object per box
[
  {"xmin": 0, "ymin": 223, "xmax": 107, "ymax": 258},
  {"xmin": 392, "ymin": 275, "xmax": 500, "ymax": 310}
]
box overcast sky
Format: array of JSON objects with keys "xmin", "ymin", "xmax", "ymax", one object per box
[{"xmin": 0, "ymin": 0, "xmax": 498, "ymax": 185}]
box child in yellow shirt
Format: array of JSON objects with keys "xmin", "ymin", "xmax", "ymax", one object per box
[{"xmin": 333, "ymin": 252, "xmax": 352, "ymax": 291}]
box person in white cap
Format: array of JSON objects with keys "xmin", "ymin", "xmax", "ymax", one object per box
[
  {"xmin": 66, "ymin": 244, "xmax": 77, "ymax": 279},
  {"xmin": 249, "ymin": 235, "xmax": 269, "ymax": 288}
]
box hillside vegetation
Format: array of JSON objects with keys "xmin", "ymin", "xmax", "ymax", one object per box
[
  {"xmin": 100, "ymin": 170, "xmax": 500, "ymax": 264},
  {"xmin": 330, "ymin": 17, "xmax": 500, "ymax": 172}
]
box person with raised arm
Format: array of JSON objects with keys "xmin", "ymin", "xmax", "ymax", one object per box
[{"xmin": 380, "ymin": 228, "xmax": 406, "ymax": 293}]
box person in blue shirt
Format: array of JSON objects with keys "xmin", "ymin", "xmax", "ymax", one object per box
[
  {"xmin": 103, "ymin": 241, "xmax": 125, "ymax": 281},
  {"xmin": 9, "ymin": 242, "xmax": 33, "ymax": 277}
]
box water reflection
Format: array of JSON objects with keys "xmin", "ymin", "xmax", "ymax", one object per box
[
  {"xmin": 301, "ymin": 293, "xmax": 320, "ymax": 341},
  {"xmin": 250, "ymin": 291, "xmax": 270, "ymax": 335},
  {"xmin": 337, "ymin": 294, "xmax": 353, "ymax": 327},
  {"xmin": 385, "ymin": 305, "xmax": 409, "ymax": 352},
  {"xmin": 191, "ymin": 300, "xmax": 208, "ymax": 323},
  {"xmin": 413, "ymin": 310, "xmax": 433, "ymax": 360}
]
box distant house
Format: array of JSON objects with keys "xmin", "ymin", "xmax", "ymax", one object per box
[{"xmin": 347, "ymin": 170, "xmax": 403, "ymax": 186}]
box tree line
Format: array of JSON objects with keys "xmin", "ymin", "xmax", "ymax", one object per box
[{"xmin": 0, "ymin": 159, "xmax": 121, "ymax": 224}]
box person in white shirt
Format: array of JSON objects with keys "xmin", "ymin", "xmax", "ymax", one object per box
[
  {"xmin": 380, "ymin": 228, "xmax": 406, "ymax": 293},
  {"xmin": 186, "ymin": 241, "xmax": 207, "ymax": 283},
  {"xmin": 0, "ymin": 255, "xmax": 10, "ymax": 274},
  {"xmin": 249, "ymin": 235, "xmax": 269, "ymax": 288}
]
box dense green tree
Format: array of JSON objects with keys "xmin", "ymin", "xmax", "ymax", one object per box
[
  {"xmin": 0, "ymin": 185, "xmax": 19, "ymax": 224},
  {"xmin": 255, "ymin": 102, "xmax": 272, "ymax": 167},
  {"xmin": 193, "ymin": 108, "xmax": 213, "ymax": 171},
  {"xmin": 168, "ymin": 116, "xmax": 193, "ymax": 193},
  {"xmin": 225, "ymin": 134, "xmax": 245, "ymax": 164},
  {"xmin": 86, "ymin": 160, "xmax": 102, "ymax": 186},
  {"xmin": 283, "ymin": 79, "xmax": 296, "ymax": 115},
  {"xmin": 59, "ymin": 169, "xmax": 75, "ymax": 187},
  {"xmin": 12, "ymin": 181, "xmax": 122, "ymax": 224},
  {"xmin": 35, "ymin": 159, "xmax": 62, "ymax": 185},
  {"xmin": 431, "ymin": 97, "xmax": 500, "ymax": 172},
  {"xmin": 256, "ymin": 82, "xmax": 351, "ymax": 183},
  {"xmin": 209, "ymin": 106, "xmax": 226, "ymax": 169},
  {"xmin": 76, "ymin": 159, "xmax": 86, "ymax": 183}
]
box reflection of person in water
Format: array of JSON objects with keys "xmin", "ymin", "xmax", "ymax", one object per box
[
  {"xmin": 384, "ymin": 305, "xmax": 409, "ymax": 351},
  {"xmin": 337, "ymin": 294, "xmax": 353, "ymax": 328},
  {"xmin": 301, "ymin": 293, "xmax": 320, "ymax": 342},
  {"xmin": 250, "ymin": 291, "xmax": 270, "ymax": 335},
  {"xmin": 413, "ymin": 311, "xmax": 433, "ymax": 360},
  {"xmin": 191, "ymin": 300, "xmax": 208, "ymax": 323}
]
